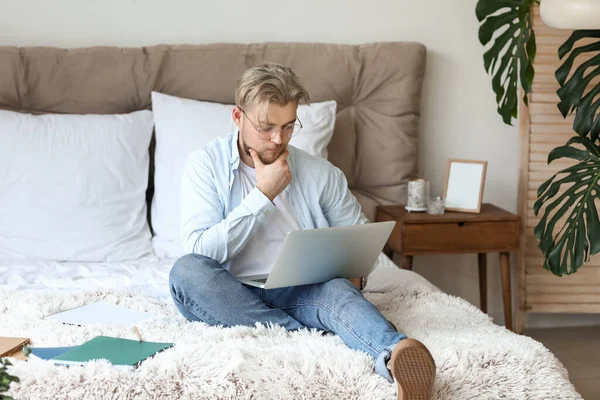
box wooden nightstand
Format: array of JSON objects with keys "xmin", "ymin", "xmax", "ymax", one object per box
[{"xmin": 375, "ymin": 203, "xmax": 520, "ymax": 331}]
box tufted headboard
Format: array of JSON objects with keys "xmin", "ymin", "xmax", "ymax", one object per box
[{"xmin": 0, "ymin": 42, "xmax": 426, "ymax": 222}]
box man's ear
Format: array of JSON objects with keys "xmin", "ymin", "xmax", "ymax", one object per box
[{"xmin": 232, "ymin": 107, "xmax": 243, "ymax": 126}]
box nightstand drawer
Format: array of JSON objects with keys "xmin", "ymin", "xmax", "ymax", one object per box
[{"xmin": 402, "ymin": 221, "xmax": 519, "ymax": 254}]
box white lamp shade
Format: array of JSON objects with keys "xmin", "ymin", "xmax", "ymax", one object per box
[{"xmin": 540, "ymin": 0, "xmax": 600, "ymax": 29}]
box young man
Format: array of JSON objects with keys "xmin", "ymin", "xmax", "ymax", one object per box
[{"xmin": 170, "ymin": 63, "xmax": 436, "ymax": 399}]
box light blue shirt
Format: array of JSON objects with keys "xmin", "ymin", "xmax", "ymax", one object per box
[{"xmin": 180, "ymin": 131, "xmax": 368, "ymax": 266}]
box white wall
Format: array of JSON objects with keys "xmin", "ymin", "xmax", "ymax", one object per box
[{"xmin": 2, "ymin": 0, "xmax": 598, "ymax": 329}]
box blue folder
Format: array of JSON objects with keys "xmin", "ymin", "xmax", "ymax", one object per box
[{"xmin": 29, "ymin": 346, "xmax": 78, "ymax": 360}]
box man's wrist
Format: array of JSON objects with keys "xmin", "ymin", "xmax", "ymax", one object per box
[{"xmin": 256, "ymin": 185, "xmax": 275, "ymax": 202}]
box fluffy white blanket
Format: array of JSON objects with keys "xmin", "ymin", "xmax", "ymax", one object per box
[{"xmin": 1, "ymin": 281, "xmax": 581, "ymax": 399}]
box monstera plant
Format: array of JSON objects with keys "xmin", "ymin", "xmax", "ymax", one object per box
[
  {"xmin": 0, "ymin": 358, "xmax": 19, "ymax": 400},
  {"xmin": 476, "ymin": 0, "xmax": 600, "ymax": 276}
]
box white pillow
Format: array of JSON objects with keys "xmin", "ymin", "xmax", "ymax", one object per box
[
  {"xmin": 0, "ymin": 110, "xmax": 155, "ymax": 262},
  {"xmin": 290, "ymin": 100, "xmax": 337, "ymax": 159},
  {"xmin": 150, "ymin": 91, "xmax": 337, "ymax": 258}
]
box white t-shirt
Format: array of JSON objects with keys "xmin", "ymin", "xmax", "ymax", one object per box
[{"xmin": 227, "ymin": 161, "xmax": 301, "ymax": 277}]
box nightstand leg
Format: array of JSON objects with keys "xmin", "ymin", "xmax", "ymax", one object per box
[
  {"xmin": 478, "ymin": 253, "xmax": 487, "ymax": 314},
  {"xmin": 401, "ymin": 255, "xmax": 413, "ymax": 271},
  {"xmin": 500, "ymin": 252, "xmax": 513, "ymax": 331}
]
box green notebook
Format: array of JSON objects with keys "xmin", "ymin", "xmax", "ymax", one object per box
[{"xmin": 51, "ymin": 336, "xmax": 173, "ymax": 368}]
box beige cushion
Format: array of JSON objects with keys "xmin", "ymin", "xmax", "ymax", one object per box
[{"xmin": 0, "ymin": 42, "xmax": 426, "ymax": 222}]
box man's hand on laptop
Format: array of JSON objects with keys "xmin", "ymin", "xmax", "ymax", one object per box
[{"xmin": 250, "ymin": 148, "xmax": 291, "ymax": 202}]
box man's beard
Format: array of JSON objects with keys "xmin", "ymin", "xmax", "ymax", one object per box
[{"xmin": 243, "ymin": 142, "xmax": 282, "ymax": 165}]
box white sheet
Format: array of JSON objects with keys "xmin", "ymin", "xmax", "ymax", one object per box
[
  {"xmin": 44, "ymin": 301, "xmax": 153, "ymax": 325},
  {"xmin": 0, "ymin": 253, "xmax": 439, "ymax": 303}
]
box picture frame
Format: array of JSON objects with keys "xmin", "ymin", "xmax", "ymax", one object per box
[{"xmin": 443, "ymin": 159, "xmax": 487, "ymax": 213}]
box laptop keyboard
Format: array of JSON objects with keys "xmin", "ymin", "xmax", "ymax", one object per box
[{"xmin": 251, "ymin": 278, "xmax": 268, "ymax": 284}]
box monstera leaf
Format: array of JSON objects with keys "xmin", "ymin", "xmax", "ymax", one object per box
[
  {"xmin": 476, "ymin": 0, "xmax": 537, "ymax": 125},
  {"xmin": 534, "ymin": 136, "xmax": 600, "ymax": 276},
  {"xmin": 475, "ymin": 2, "xmax": 600, "ymax": 276},
  {"xmin": 533, "ymin": 30, "xmax": 600, "ymax": 276},
  {"xmin": 0, "ymin": 358, "xmax": 19, "ymax": 400},
  {"xmin": 555, "ymin": 30, "xmax": 600, "ymax": 141}
]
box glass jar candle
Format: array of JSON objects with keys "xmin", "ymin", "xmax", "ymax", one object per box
[{"xmin": 427, "ymin": 196, "xmax": 445, "ymax": 215}]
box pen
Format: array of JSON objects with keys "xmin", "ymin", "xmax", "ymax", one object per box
[{"xmin": 133, "ymin": 326, "xmax": 143, "ymax": 342}]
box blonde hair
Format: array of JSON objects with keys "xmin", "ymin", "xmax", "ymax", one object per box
[{"xmin": 235, "ymin": 63, "xmax": 310, "ymax": 121}]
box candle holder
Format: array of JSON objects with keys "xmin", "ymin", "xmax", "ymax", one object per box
[
  {"xmin": 406, "ymin": 179, "xmax": 430, "ymax": 212},
  {"xmin": 427, "ymin": 196, "xmax": 445, "ymax": 215}
]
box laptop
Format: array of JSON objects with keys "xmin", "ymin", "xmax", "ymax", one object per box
[{"xmin": 237, "ymin": 221, "xmax": 396, "ymax": 289}]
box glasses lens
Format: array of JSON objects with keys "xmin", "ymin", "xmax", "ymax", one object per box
[
  {"xmin": 290, "ymin": 123, "xmax": 302, "ymax": 138},
  {"xmin": 257, "ymin": 122, "xmax": 302, "ymax": 139},
  {"xmin": 258, "ymin": 128, "xmax": 275, "ymax": 140}
]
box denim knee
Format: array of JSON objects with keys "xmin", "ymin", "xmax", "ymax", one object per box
[
  {"xmin": 170, "ymin": 253, "xmax": 218, "ymax": 284},
  {"xmin": 323, "ymin": 278, "xmax": 358, "ymax": 293},
  {"xmin": 169, "ymin": 253, "xmax": 221, "ymax": 297},
  {"xmin": 317, "ymin": 278, "xmax": 361, "ymax": 304},
  {"xmin": 168, "ymin": 253, "xmax": 223, "ymax": 324}
]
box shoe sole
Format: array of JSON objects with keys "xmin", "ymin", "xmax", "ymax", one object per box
[{"xmin": 390, "ymin": 339, "xmax": 436, "ymax": 400}]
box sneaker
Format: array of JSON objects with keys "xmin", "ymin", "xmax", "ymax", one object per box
[{"xmin": 389, "ymin": 338, "xmax": 436, "ymax": 400}]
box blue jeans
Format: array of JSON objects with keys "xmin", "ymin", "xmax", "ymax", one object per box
[{"xmin": 169, "ymin": 253, "xmax": 407, "ymax": 381}]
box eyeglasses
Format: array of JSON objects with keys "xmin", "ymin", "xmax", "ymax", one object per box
[{"xmin": 240, "ymin": 108, "xmax": 303, "ymax": 140}]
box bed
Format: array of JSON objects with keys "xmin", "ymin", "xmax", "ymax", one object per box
[{"xmin": 0, "ymin": 43, "xmax": 581, "ymax": 399}]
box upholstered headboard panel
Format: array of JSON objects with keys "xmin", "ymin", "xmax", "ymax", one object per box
[{"xmin": 0, "ymin": 42, "xmax": 426, "ymax": 221}]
